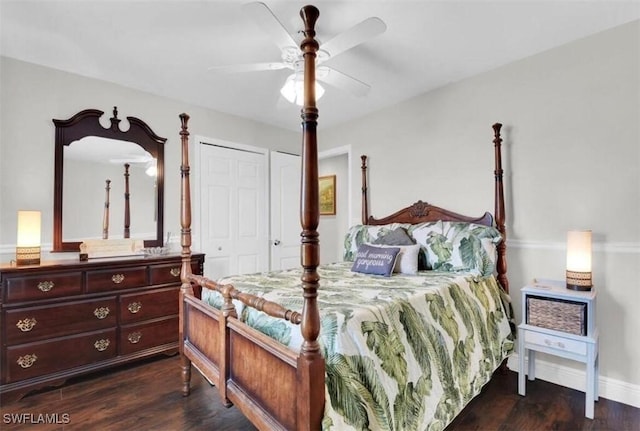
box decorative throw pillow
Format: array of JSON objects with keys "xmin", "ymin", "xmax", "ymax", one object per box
[
  {"xmin": 373, "ymin": 227, "xmax": 415, "ymax": 246},
  {"xmin": 351, "ymin": 244, "xmax": 400, "ymax": 277},
  {"xmin": 371, "ymin": 243, "xmax": 421, "ymax": 275},
  {"xmin": 410, "ymin": 221, "xmax": 502, "ymax": 276}
]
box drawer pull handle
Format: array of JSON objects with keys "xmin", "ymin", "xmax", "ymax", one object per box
[
  {"xmin": 544, "ymin": 339, "xmax": 566, "ymax": 349},
  {"xmin": 16, "ymin": 317, "xmax": 37, "ymax": 332},
  {"xmin": 94, "ymin": 339, "xmax": 110, "ymax": 352},
  {"xmin": 37, "ymin": 281, "xmax": 55, "ymax": 292},
  {"xmin": 93, "ymin": 307, "xmax": 110, "ymax": 319},
  {"xmin": 17, "ymin": 354, "xmax": 38, "ymax": 369},
  {"xmin": 111, "ymin": 274, "xmax": 125, "ymax": 284},
  {"xmin": 128, "ymin": 301, "xmax": 142, "ymax": 314},
  {"xmin": 170, "ymin": 267, "xmax": 180, "ymax": 277},
  {"xmin": 127, "ymin": 332, "xmax": 142, "ymax": 344}
]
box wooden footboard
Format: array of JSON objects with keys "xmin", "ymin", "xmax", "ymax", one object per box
[
  {"xmin": 181, "ymin": 294, "xmax": 223, "ymax": 396},
  {"xmin": 180, "ymin": 288, "xmax": 316, "ymax": 430},
  {"xmin": 226, "ymin": 318, "xmax": 299, "ymax": 430}
]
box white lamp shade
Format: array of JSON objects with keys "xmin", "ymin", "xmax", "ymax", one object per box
[
  {"xmin": 566, "ymin": 230, "xmax": 592, "ymax": 272},
  {"xmin": 16, "ymin": 210, "xmax": 42, "ymax": 265},
  {"xmin": 280, "ymin": 74, "xmax": 325, "ymax": 106},
  {"xmin": 566, "ymin": 230, "xmax": 592, "ymax": 291},
  {"xmin": 17, "ymin": 210, "xmax": 41, "ymax": 247}
]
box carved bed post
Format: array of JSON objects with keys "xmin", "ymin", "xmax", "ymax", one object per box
[
  {"xmin": 297, "ymin": 5, "xmax": 325, "ymax": 430},
  {"xmin": 492, "ymin": 123, "xmax": 508, "ymax": 293},
  {"xmin": 102, "ymin": 179, "xmax": 111, "ymax": 239},
  {"xmin": 178, "ymin": 113, "xmax": 193, "ymax": 396},
  {"xmin": 123, "ymin": 163, "xmax": 130, "ymax": 239},
  {"xmin": 361, "ymin": 155, "xmax": 369, "ymax": 224}
]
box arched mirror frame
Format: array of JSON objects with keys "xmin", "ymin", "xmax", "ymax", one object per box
[{"xmin": 53, "ymin": 107, "xmax": 166, "ymax": 252}]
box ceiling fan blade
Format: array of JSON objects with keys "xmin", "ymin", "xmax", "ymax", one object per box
[
  {"xmin": 243, "ymin": 2, "xmax": 297, "ymax": 51},
  {"xmin": 109, "ymin": 155, "xmax": 152, "ymax": 164},
  {"xmin": 208, "ymin": 62, "xmax": 289, "ymax": 73},
  {"xmin": 320, "ymin": 17, "xmax": 386, "ymax": 58},
  {"xmin": 318, "ymin": 67, "xmax": 371, "ymax": 97}
]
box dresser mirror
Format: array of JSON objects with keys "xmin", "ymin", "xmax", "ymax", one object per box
[{"xmin": 53, "ymin": 107, "xmax": 166, "ymax": 252}]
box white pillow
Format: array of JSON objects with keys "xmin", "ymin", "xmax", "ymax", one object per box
[{"xmin": 368, "ymin": 243, "xmax": 420, "ymax": 275}]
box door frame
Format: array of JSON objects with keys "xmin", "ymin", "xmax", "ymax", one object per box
[{"xmin": 319, "ymin": 144, "xmax": 353, "ymax": 232}]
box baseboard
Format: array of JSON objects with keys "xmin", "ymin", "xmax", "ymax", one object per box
[{"xmin": 508, "ymin": 353, "xmax": 640, "ymax": 408}]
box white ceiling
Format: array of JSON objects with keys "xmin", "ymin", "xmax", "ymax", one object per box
[{"xmin": 2, "ymin": 1, "xmax": 639, "ymax": 131}]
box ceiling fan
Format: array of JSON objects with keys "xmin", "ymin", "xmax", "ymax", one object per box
[{"xmin": 209, "ymin": 2, "xmax": 387, "ymax": 104}]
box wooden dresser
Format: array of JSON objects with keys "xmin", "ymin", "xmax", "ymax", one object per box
[{"xmin": 0, "ymin": 253, "xmax": 204, "ymax": 402}]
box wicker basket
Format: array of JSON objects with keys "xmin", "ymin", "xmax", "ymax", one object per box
[{"xmin": 526, "ymin": 295, "xmax": 586, "ymax": 336}]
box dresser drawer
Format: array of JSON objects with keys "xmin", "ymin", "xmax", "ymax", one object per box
[
  {"xmin": 5, "ymin": 272, "xmax": 83, "ymax": 303},
  {"xmin": 119, "ymin": 317, "xmax": 178, "ymax": 355},
  {"xmin": 86, "ymin": 266, "xmax": 148, "ymax": 293},
  {"xmin": 149, "ymin": 263, "xmax": 182, "ymax": 285},
  {"xmin": 119, "ymin": 287, "xmax": 179, "ymax": 324},
  {"xmin": 524, "ymin": 330, "xmax": 587, "ymax": 356},
  {"xmin": 149, "ymin": 260, "xmax": 202, "ymax": 285},
  {"xmin": 5, "ymin": 328, "xmax": 117, "ymax": 383},
  {"xmin": 4, "ymin": 297, "xmax": 117, "ymax": 345}
]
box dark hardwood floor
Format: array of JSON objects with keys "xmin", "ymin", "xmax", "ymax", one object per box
[{"xmin": 1, "ymin": 355, "xmax": 638, "ymax": 430}]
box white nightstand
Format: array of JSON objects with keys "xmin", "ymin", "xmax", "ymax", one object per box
[{"xmin": 518, "ymin": 278, "xmax": 598, "ymax": 419}]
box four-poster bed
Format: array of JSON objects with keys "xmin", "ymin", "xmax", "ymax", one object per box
[
  {"xmin": 179, "ymin": 5, "xmax": 512, "ymax": 431},
  {"xmin": 102, "ymin": 163, "xmax": 133, "ymax": 241},
  {"xmin": 102, "ymin": 179, "xmax": 111, "ymax": 239}
]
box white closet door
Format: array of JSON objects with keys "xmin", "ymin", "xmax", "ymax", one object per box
[
  {"xmin": 199, "ymin": 143, "xmax": 268, "ymax": 279},
  {"xmin": 269, "ymin": 151, "xmax": 301, "ymax": 271}
]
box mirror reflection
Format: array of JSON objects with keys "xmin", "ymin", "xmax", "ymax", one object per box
[{"xmin": 63, "ymin": 136, "xmax": 157, "ymax": 242}]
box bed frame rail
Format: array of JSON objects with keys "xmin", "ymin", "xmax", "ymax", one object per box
[{"xmin": 189, "ymin": 274, "xmax": 302, "ymax": 324}]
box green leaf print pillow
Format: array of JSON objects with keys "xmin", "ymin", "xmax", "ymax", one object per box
[{"xmin": 410, "ymin": 221, "xmax": 502, "ymax": 276}]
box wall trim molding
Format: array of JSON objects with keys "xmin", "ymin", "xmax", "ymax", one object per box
[
  {"xmin": 508, "ymin": 353, "xmax": 640, "ymax": 408},
  {"xmin": 4, "ymin": 238, "xmax": 637, "ymax": 255},
  {"xmin": 507, "ymin": 239, "xmax": 640, "ymax": 254}
]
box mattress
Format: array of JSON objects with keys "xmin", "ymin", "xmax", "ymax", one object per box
[{"xmin": 202, "ymin": 262, "xmax": 514, "ymax": 431}]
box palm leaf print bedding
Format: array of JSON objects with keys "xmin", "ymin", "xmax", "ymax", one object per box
[{"xmin": 201, "ymin": 262, "xmax": 514, "ymax": 431}]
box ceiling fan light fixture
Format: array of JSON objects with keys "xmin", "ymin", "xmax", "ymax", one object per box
[
  {"xmin": 280, "ymin": 73, "xmax": 324, "ymax": 106},
  {"xmin": 145, "ymin": 160, "xmax": 157, "ymax": 177}
]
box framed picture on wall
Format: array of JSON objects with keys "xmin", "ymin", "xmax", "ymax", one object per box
[{"xmin": 319, "ymin": 175, "xmax": 336, "ymax": 215}]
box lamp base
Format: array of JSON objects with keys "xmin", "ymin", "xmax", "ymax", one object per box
[
  {"xmin": 566, "ymin": 270, "xmax": 592, "ymax": 291},
  {"xmin": 16, "ymin": 246, "xmax": 41, "ymax": 266}
]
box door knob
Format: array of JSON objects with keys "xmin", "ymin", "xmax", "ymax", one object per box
[{"xmin": 273, "ymin": 239, "xmax": 281, "ymax": 246}]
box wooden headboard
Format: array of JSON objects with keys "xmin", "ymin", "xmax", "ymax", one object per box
[{"xmin": 358, "ymin": 123, "xmax": 508, "ymax": 293}]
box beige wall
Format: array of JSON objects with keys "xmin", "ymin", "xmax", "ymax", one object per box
[
  {"xmin": 0, "ymin": 57, "xmax": 298, "ymax": 257},
  {"xmin": 321, "ymin": 21, "xmax": 640, "ymax": 400}
]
